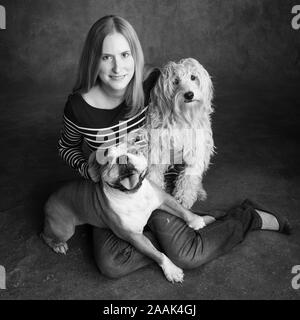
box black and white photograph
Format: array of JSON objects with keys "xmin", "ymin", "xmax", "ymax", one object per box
[{"xmin": 0, "ymin": 0, "xmax": 300, "ymax": 304}]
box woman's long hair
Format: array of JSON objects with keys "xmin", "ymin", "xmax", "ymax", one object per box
[{"xmin": 73, "ymin": 15, "xmax": 145, "ymax": 118}]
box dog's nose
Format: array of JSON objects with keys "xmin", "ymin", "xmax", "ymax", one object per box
[
  {"xmin": 116, "ymin": 155, "xmax": 129, "ymax": 165},
  {"xmin": 184, "ymin": 91, "xmax": 194, "ymax": 101}
]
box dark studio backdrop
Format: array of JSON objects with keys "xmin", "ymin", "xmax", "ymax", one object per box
[
  {"xmin": 1, "ymin": 0, "xmax": 300, "ymax": 92},
  {"xmin": 0, "ymin": 1, "xmax": 299, "ymax": 217}
]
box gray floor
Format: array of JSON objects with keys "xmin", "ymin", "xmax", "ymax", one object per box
[{"xmin": 0, "ymin": 83, "xmax": 300, "ymax": 299}]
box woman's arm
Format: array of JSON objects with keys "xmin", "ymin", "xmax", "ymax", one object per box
[{"xmin": 58, "ymin": 114, "xmax": 90, "ymax": 179}]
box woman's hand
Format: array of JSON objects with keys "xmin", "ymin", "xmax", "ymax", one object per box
[{"xmin": 87, "ymin": 151, "xmax": 102, "ymax": 183}]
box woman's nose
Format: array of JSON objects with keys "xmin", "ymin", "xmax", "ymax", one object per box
[{"xmin": 112, "ymin": 57, "xmax": 121, "ymax": 73}]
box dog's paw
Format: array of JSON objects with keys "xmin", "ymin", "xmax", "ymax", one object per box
[
  {"xmin": 41, "ymin": 233, "xmax": 69, "ymax": 255},
  {"xmin": 161, "ymin": 257, "xmax": 184, "ymax": 283},
  {"xmin": 202, "ymin": 215, "xmax": 216, "ymax": 226},
  {"xmin": 173, "ymin": 191, "xmax": 195, "ymax": 209},
  {"xmin": 52, "ymin": 242, "xmax": 69, "ymax": 255},
  {"xmin": 187, "ymin": 215, "xmax": 206, "ymax": 230},
  {"xmin": 180, "ymin": 197, "xmax": 195, "ymax": 210}
]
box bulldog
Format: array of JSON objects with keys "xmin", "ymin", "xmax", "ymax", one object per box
[{"xmin": 41, "ymin": 141, "xmax": 214, "ymax": 283}]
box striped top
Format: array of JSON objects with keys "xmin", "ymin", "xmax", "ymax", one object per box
[{"xmin": 58, "ymin": 70, "xmax": 160, "ymax": 179}]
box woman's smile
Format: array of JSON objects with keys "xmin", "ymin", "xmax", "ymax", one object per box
[{"xmin": 109, "ymin": 74, "xmax": 127, "ymax": 80}]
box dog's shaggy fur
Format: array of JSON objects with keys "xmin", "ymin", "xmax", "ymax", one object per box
[{"xmin": 145, "ymin": 58, "xmax": 215, "ymax": 209}]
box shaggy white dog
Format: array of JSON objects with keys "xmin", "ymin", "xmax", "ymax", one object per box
[{"xmin": 145, "ymin": 58, "xmax": 215, "ymax": 209}]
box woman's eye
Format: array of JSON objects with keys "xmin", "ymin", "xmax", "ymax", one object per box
[
  {"xmin": 122, "ymin": 52, "xmax": 130, "ymax": 58},
  {"xmin": 173, "ymin": 78, "xmax": 179, "ymax": 85},
  {"xmin": 102, "ymin": 56, "xmax": 111, "ymax": 61},
  {"xmin": 191, "ymin": 75, "xmax": 196, "ymax": 81}
]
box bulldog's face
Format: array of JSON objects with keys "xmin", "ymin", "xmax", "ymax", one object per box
[{"xmin": 99, "ymin": 142, "xmax": 148, "ymax": 192}]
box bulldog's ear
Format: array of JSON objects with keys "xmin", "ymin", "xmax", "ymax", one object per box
[
  {"xmin": 127, "ymin": 130, "xmax": 139, "ymax": 144},
  {"xmin": 127, "ymin": 129, "xmax": 147, "ymax": 146},
  {"xmin": 95, "ymin": 148, "xmax": 112, "ymax": 165}
]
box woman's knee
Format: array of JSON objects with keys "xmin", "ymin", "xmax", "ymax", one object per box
[
  {"xmin": 94, "ymin": 249, "xmax": 129, "ymax": 279},
  {"xmin": 94, "ymin": 239, "xmax": 137, "ymax": 278},
  {"xmin": 93, "ymin": 227, "xmax": 153, "ymax": 278},
  {"xmin": 149, "ymin": 210, "xmax": 204, "ymax": 269},
  {"xmin": 93, "ymin": 228, "xmax": 132, "ymax": 278}
]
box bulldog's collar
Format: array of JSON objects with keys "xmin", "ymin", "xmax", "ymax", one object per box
[{"xmin": 106, "ymin": 168, "xmax": 148, "ymax": 194}]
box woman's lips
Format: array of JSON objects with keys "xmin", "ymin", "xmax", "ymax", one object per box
[{"xmin": 110, "ymin": 75, "xmax": 126, "ymax": 80}]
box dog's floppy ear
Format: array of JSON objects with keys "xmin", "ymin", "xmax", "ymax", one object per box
[
  {"xmin": 197, "ymin": 63, "xmax": 213, "ymax": 109},
  {"xmin": 149, "ymin": 61, "xmax": 178, "ymax": 126},
  {"xmin": 183, "ymin": 57, "xmax": 213, "ymax": 108},
  {"xmin": 126, "ymin": 129, "xmax": 149, "ymax": 158},
  {"xmin": 127, "ymin": 129, "xmax": 145, "ymax": 145},
  {"xmin": 95, "ymin": 148, "xmax": 113, "ymax": 166}
]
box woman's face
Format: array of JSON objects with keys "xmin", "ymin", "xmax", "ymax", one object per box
[{"xmin": 98, "ymin": 32, "xmax": 135, "ymax": 96}]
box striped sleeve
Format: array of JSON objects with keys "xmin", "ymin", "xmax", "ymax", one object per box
[{"xmin": 58, "ymin": 101, "xmax": 90, "ymax": 179}]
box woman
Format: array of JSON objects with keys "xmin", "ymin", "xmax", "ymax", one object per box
[{"xmin": 58, "ymin": 15, "xmax": 291, "ymax": 279}]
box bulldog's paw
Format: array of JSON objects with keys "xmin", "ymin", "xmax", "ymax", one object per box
[
  {"xmin": 52, "ymin": 242, "xmax": 69, "ymax": 255},
  {"xmin": 161, "ymin": 257, "xmax": 184, "ymax": 283},
  {"xmin": 187, "ymin": 215, "xmax": 206, "ymax": 230},
  {"xmin": 40, "ymin": 233, "xmax": 69, "ymax": 255},
  {"xmin": 187, "ymin": 214, "xmax": 216, "ymax": 230}
]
